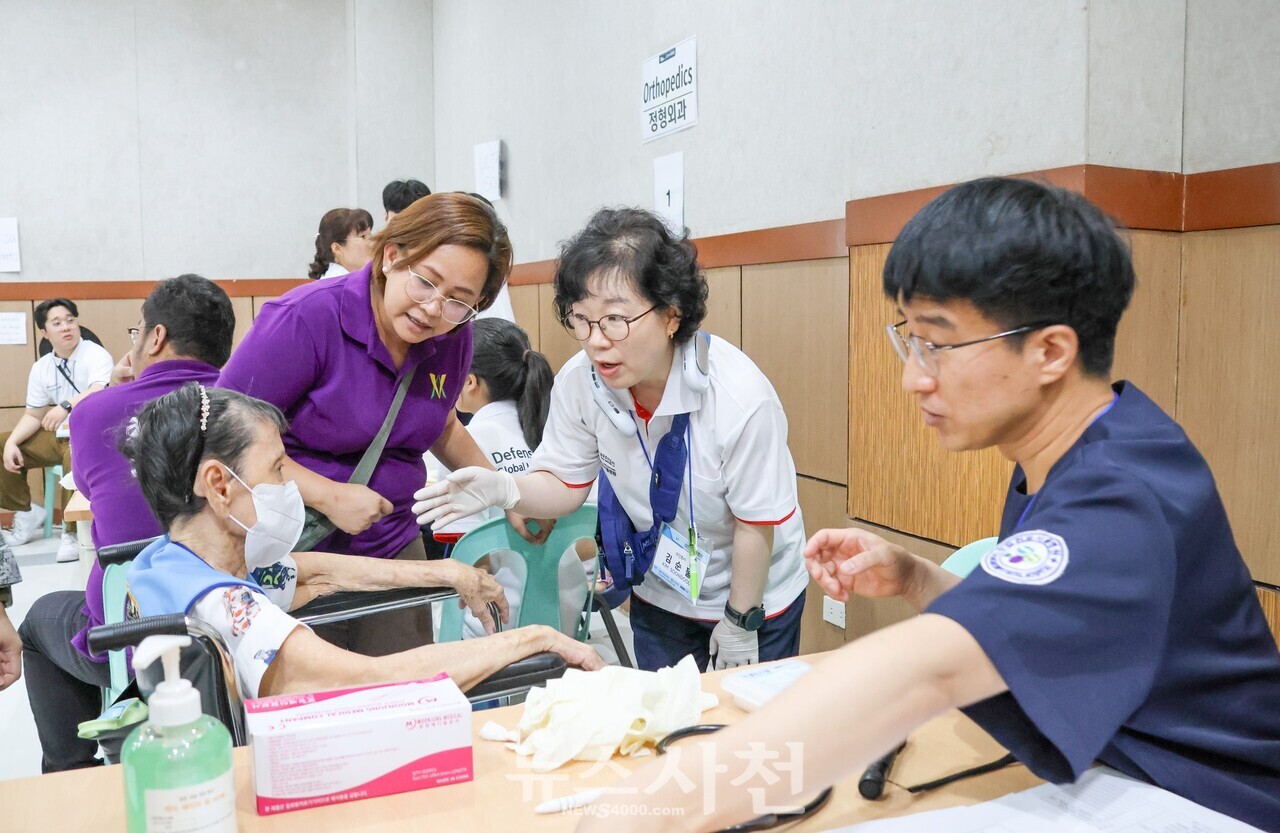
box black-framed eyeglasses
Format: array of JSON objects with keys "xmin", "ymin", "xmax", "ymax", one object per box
[
  {"xmin": 562, "ymin": 305, "xmax": 659, "ymax": 342},
  {"xmin": 127, "ymin": 327, "xmax": 141, "ymax": 343},
  {"xmin": 886, "ymin": 320, "xmax": 1056, "ymax": 377},
  {"xmin": 404, "ymin": 267, "xmax": 479, "ymax": 325}
]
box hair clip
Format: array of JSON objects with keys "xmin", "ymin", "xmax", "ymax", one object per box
[{"xmin": 197, "ymin": 383, "xmax": 210, "ymax": 434}]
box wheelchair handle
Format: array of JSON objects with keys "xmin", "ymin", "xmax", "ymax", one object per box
[
  {"xmin": 97, "ymin": 536, "xmax": 162, "ymax": 567},
  {"xmin": 88, "ymin": 613, "xmax": 188, "ymax": 655}
]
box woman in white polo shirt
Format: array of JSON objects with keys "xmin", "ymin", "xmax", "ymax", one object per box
[{"xmin": 416, "ymin": 208, "xmax": 809, "ymax": 671}]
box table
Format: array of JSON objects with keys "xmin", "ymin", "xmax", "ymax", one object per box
[
  {"xmin": 61, "ymin": 490, "xmax": 95, "ymax": 563},
  {"xmin": 0, "ymin": 658, "xmax": 1040, "ymax": 831},
  {"xmin": 63, "ymin": 490, "xmax": 93, "ymax": 523}
]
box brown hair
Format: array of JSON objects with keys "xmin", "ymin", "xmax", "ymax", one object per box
[
  {"xmin": 370, "ymin": 192, "xmax": 512, "ymax": 310},
  {"xmin": 308, "ymin": 208, "xmax": 374, "ymax": 280}
]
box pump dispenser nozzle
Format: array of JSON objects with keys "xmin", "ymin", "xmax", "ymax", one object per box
[{"xmin": 132, "ymin": 634, "xmax": 202, "ymax": 728}]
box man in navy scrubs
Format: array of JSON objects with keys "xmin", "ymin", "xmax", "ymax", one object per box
[{"xmin": 576, "ymin": 178, "xmax": 1280, "ymax": 833}]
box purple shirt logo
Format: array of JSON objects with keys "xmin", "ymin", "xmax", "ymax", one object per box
[
  {"xmin": 429, "ymin": 373, "xmax": 448, "ymax": 398},
  {"xmin": 981, "ymin": 530, "xmax": 1069, "ymax": 586}
]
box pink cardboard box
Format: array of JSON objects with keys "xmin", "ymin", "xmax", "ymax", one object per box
[{"xmin": 245, "ymin": 673, "xmax": 473, "ymax": 815}]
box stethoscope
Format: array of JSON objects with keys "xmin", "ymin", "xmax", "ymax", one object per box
[
  {"xmin": 656, "ymin": 725, "xmax": 1019, "ymax": 826},
  {"xmin": 655, "ymin": 724, "xmax": 834, "ymax": 832}
]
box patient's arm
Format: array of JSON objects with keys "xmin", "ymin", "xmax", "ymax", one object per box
[
  {"xmin": 259, "ymin": 623, "xmax": 605, "ymax": 696},
  {"xmin": 289, "ymin": 551, "xmax": 510, "ymax": 633}
]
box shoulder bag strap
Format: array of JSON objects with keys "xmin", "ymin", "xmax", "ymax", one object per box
[{"xmin": 347, "ymin": 365, "xmax": 418, "ymax": 486}]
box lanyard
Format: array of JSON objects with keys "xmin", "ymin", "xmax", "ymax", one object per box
[
  {"xmin": 635, "ymin": 415, "xmax": 696, "ymax": 540},
  {"xmin": 1015, "ymin": 392, "xmax": 1120, "ymax": 530},
  {"xmin": 56, "ymin": 358, "xmax": 80, "ymax": 396}
]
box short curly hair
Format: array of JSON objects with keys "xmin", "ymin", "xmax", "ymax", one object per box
[{"xmin": 553, "ymin": 208, "xmax": 708, "ymax": 344}]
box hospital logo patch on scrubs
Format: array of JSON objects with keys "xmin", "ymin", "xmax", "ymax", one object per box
[
  {"xmin": 429, "ymin": 373, "xmax": 447, "ymax": 398},
  {"xmin": 981, "ymin": 530, "xmax": 1069, "ymax": 586}
]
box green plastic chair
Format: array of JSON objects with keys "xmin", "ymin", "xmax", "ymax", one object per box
[
  {"xmin": 43, "ymin": 464, "xmax": 63, "ymax": 539},
  {"xmin": 101, "ymin": 559, "xmax": 132, "ymax": 706},
  {"xmin": 940, "ymin": 536, "xmax": 999, "ymax": 579},
  {"xmin": 438, "ymin": 503, "xmax": 599, "ymax": 643}
]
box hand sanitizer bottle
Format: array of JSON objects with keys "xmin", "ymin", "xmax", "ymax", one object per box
[{"xmin": 122, "ymin": 634, "xmax": 236, "ymax": 832}]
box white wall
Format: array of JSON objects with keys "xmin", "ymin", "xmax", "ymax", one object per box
[
  {"xmin": 0, "ymin": 0, "xmax": 434, "ymax": 281},
  {"xmin": 1182, "ymin": 0, "xmax": 1280, "ymax": 173},
  {"xmin": 1086, "ymin": 0, "xmax": 1185, "ymax": 172},
  {"xmin": 432, "ymin": 0, "xmax": 1090, "ymax": 263}
]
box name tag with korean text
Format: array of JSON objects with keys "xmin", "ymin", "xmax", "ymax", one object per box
[{"xmin": 652, "ymin": 522, "xmax": 711, "ymax": 602}]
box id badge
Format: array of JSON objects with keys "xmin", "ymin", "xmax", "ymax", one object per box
[{"xmin": 652, "ymin": 522, "xmax": 712, "ymax": 602}]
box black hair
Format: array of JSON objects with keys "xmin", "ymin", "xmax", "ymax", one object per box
[
  {"xmin": 308, "ymin": 208, "xmax": 374, "ymax": 280},
  {"xmin": 121, "ymin": 383, "xmax": 287, "ymax": 530},
  {"xmin": 382, "ymin": 179, "xmax": 432, "ymax": 214},
  {"xmin": 141, "ymin": 274, "xmax": 236, "ymax": 368},
  {"xmin": 35, "ymin": 298, "xmax": 79, "ymax": 330},
  {"xmin": 882, "ymin": 177, "xmax": 1136, "ymax": 377},
  {"xmin": 553, "ymin": 208, "xmax": 708, "ymax": 344},
  {"xmin": 469, "ymin": 319, "xmax": 553, "ymax": 449}
]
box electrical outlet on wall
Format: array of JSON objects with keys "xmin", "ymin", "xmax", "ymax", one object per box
[{"xmin": 822, "ymin": 595, "xmax": 846, "ymax": 629}]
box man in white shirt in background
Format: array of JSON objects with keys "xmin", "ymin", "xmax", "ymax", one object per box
[{"xmin": 1, "ymin": 298, "xmax": 113, "ymax": 559}]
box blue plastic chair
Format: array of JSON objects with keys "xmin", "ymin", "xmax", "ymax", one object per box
[
  {"xmin": 438, "ymin": 504, "xmax": 599, "ymax": 643},
  {"xmin": 43, "ymin": 464, "xmax": 63, "ymax": 539},
  {"xmin": 940, "ymin": 537, "xmax": 999, "ymax": 579}
]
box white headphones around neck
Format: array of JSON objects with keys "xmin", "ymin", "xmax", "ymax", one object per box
[{"xmin": 589, "ymin": 332, "xmax": 710, "ymax": 435}]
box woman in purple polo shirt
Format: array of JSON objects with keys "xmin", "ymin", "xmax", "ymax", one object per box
[{"xmin": 219, "ymin": 193, "xmax": 522, "ymax": 655}]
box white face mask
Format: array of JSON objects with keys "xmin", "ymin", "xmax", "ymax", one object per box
[{"xmin": 224, "ymin": 466, "xmax": 305, "ymax": 572}]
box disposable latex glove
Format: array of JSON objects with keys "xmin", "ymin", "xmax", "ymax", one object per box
[
  {"xmin": 708, "ymin": 617, "xmax": 758, "ymax": 670},
  {"xmin": 413, "ymin": 466, "xmax": 520, "ymax": 527},
  {"xmin": 511, "ymin": 655, "xmax": 718, "ymax": 770}
]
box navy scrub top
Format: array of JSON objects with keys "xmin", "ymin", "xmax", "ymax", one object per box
[{"xmin": 928, "ymin": 382, "xmax": 1280, "ymax": 832}]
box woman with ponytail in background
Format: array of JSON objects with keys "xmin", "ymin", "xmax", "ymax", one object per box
[
  {"xmin": 431, "ymin": 319, "xmax": 596, "ymax": 638},
  {"xmin": 308, "ymin": 208, "xmax": 374, "ymax": 279}
]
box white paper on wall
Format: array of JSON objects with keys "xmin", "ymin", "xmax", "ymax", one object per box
[
  {"xmin": 641, "ymin": 37, "xmax": 698, "ymax": 143},
  {"xmin": 0, "ymin": 219, "xmax": 20, "ymax": 272},
  {"xmin": 0, "ymin": 312, "xmax": 27, "ymax": 345},
  {"xmin": 474, "ymin": 140, "xmax": 503, "ymax": 201},
  {"xmin": 654, "ymin": 152, "xmax": 685, "ymax": 233}
]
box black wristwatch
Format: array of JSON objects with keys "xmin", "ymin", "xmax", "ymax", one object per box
[
  {"xmin": 724, "ymin": 602, "xmax": 766, "ymax": 631},
  {"xmin": 59, "ymin": 400, "xmax": 73, "ymax": 412}
]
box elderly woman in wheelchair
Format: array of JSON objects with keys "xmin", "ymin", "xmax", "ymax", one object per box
[{"xmin": 120, "ymin": 383, "xmax": 604, "ymax": 702}]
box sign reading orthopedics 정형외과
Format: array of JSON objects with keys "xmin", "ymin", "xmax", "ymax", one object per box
[{"xmin": 641, "ymin": 37, "xmax": 698, "ymax": 143}]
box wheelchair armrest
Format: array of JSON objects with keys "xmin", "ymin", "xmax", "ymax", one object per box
[
  {"xmin": 467, "ymin": 651, "xmax": 567, "ymax": 702},
  {"xmin": 88, "ymin": 613, "xmax": 187, "ymax": 655},
  {"xmin": 293, "ymin": 586, "xmax": 458, "ymax": 626},
  {"xmin": 98, "ymin": 536, "xmax": 162, "ymax": 568}
]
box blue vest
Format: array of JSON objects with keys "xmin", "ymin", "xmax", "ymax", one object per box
[{"xmin": 127, "ymin": 536, "xmax": 260, "ymax": 617}]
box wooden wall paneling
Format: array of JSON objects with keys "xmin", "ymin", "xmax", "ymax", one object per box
[
  {"xmin": 1258, "ymin": 586, "xmax": 1280, "ymax": 651},
  {"xmin": 742, "ymin": 258, "xmax": 849, "ymax": 485},
  {"xmin": 1113, "ymin": 231, "xmax": 1181, "ymax": 415},
  {"xmin": 229, "ymin": 297, "xmax": 254, "ymax": 352},
  {"xmin": 843, "ymin": 520, "xmax": 954, "ymax": 640},
  {"xmin": 74, "ymin": 299, "xmax": 142, "ymax": 365},
  {"xmin": 251, "ymin": 296, "xmax": 279, "ymax": 319},
  {"xmin": 536, "ymin": 284, "xmax": 581, "ymax": 372},
  {"xmin": 796, "ymin": 477, "xmax": 851, "ymax": 655},
  {"xmin": 1177, "ymin": 226, "xmax": 1280, "ymax": 585},
  {"xmin": 847, "ymin": 244, "xmax": 1011, "ymax": 546},
  {"xmin": 508, "ymin": 284, "xmax": 542, "ymax": 351},
  {"xmin": 0, "ymin": 303, "xmax": 36, "ymax": 409},
  {"xmin": 701, "ymin": 266, "xmax": 742, "ymax": 348}
]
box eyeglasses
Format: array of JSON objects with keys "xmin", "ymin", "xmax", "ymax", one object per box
[
  {"xmin": 562, "ymin": 305, "xmax": 659, "ymax": 342},
  {"xmin": 403, "ymin": 267, "xmax": 479, "ymax": 325},
  {"xmin": 127, "ymin": 327, "xmax": 141, "ymax": 343},
  {"xmin": 886, "ymin": 320, "xmax": 1055, "ymax": 377}
]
